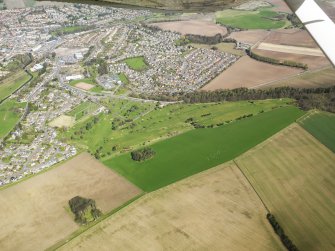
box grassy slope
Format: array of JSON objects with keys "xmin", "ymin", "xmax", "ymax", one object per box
[
  {"xmin": 64, "ymin": 99, "xmax": 291, "ymax": 157},
  {"xmin": 105, "ymin": 106, "xmax": 304, "ymax": 191},
  {"xmin": 0, "ymin": 71, "xmax": 31, "ymax": 101},
  {"xmin": 216, "ymin": 9, "xmax": 286, "ymax": 29},
  {"xmin": 236, "ymin": 124, "xmax": 335, "ymax": 251},
  {"xmin": 0, "ymin": 100, "xmax": 26, "ymax": 138},
  {"xmin": 298, "ymin": 111, "xmax": 335, "ymax": 152}
]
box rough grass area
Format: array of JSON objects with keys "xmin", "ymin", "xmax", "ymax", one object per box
[
  {"xmin": 57, "ymin": 163, "xmax": 284, "ymax": 251},
  {"xmin": 0, "ymin": 100, "xmax": 26, "ymax": 138},
  {"xmin": 298, "ymin": 111, "xmax": 335, "ymax": 152},
  {"xmin": 216, "ymin": 9, "xmax": 286, "ymax": 29},
  {"xmin": 123, "ymin": 56, "xmax": 148, "ymax": 71},
  {"xmin": 0, "ymin": 70, "xmax": 31, "ymax": 101},
  {"xmin": 236, "ymin": 124, "xmax": 335, "ymax": 251},
  {"xmin": 105, "ymin": 106, "xmax": 304, "ymax": 191},
  {"xmin": 63, "ymin": 99, "xmax": 292, "ymax": 160}
]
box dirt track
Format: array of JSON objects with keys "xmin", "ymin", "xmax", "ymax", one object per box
[
  {"xmin": 257, "ymin": 43, "xmax": 324, "ymax": 57},
  {"xmin": 0, "ymin": 153, "xmax": 141, "ymax": 251}
]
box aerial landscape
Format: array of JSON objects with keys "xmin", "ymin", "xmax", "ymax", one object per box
[{"xmin": 0, "ymin": 0, "xmax": 334, "ymax": 250}]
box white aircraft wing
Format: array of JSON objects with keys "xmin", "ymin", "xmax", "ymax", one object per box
[{"xmin": 285, "ymin": 0, "xmax": 335, "ymax": 66}]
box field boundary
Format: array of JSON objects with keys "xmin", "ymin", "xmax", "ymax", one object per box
[{"xmin": 233, "ymin": 160, "xmax": 270, "ymax": 212}]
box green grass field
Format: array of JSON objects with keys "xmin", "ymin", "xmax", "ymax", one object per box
[
  {"xmin": 236, "ymin": 124, "xmax": 335, "ymax": 251},
  {"xmin": 298, "ymin": 111, "xmax": 335, "ymax": 152},
  {"xmin": 104, "ymin": 106, "xmax": 304, "ymax": 191},
  {"xmin": 123, "ymin": 56, "xmax": 148, "ymax": 71},
  {"xmin": 0, "ymin": 100, "xmax": 26, "ymax": 138},
  {"xmin": 216, "ymin": 9, "xmax": 286, "ymax": 29},
  {"xmin": 63, "ymin": 99, "xmax": 293, "ymax": 159},
  {"xmin": 118, "ymin": 73, "xmax": 129, "ymax": 85},
  {"xmin": 0, "ymin": 71, "xmax": 31, "ymax": 101},
  {"xmin": 67, "ymin": 102, "xmax": 100, "ymax": 121}
]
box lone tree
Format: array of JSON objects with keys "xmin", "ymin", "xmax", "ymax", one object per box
[{"xmin": 69, "ymin": 196, "xmax": 102, "ymax": 225}]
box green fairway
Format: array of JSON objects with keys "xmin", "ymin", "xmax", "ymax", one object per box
[
  {"xmin": 123, "ymin": 56, "xmax": 148, "ymax": 71},
  {"xmin": 298, "ymin": 111, "xmax": 335, "ymax": 152},
  {"xmin": 216, "ymin": 9, "xmax": 286, "ymax": 29},
  {"xmin": 63, "ymin": 99, "xmax": 292, "ymax": 159},
  {"xmin": 0, "ymin": 100, "xmax": 26, "ymax": 138},
  {"xmin": 104, "ymin": 106, "xmax": 304, "ymax": 191},
  {"xmin": 0, "ymin": 71, "xmax": 31, "ymax": 101}
]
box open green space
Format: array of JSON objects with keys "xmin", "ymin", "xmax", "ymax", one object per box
[
  {"xmin": 62, "ymin": 99, "xmax": 292, "ymax": 159},
  {"xmin": 216, "ymin": 9, "xmax": 286, "ymax": 29},
  {"xmin": 123, "ymin": 56, "xmax": 148, "ymax": 71},
  {"xmin": 0, "ymin": 99, "xmax": 26, "ymax": 138},
  {"xmin": 298, "ymin": 111, "xmax": 335, "ymax": 152},
  {"xmin": 236, "ymin": 124, "xmax": 335, "ymax": 251},
  {"xmin": 67, "ymin": 102, "xmax": 100, "ymax": 121},
  {"xmin": 0, "ymin": 70, "xmax": 31, "ymax": 101},
  {"xmin": 51, "ymin": 25, "xmax": 93, "ymax": 36},
  {"xmin": 118, "ymin": 73, "xmax": 129, "ymax": 85},
  {"xmin": 104, "ymin": 106, "xmax": 304, "ymax": 191}
]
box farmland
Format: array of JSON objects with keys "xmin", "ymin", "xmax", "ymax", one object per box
[
  {"xmin": 123, "ymin": 56, "xmax": 148, "ymax": 71},
  {"xmin": 298, "ymin": 111, "xmax": 335, "ymax": 152},
  {"xmin": 63, "ymin": 99, "xmax": 292, "ymax": 159},
  {"xmin": 216, "ymin": 8, "xmax": 287, "ymax": 30},
  {"xmin": 151, "ymin": 20, "xmax": 228, "ymax": 36},
  {"xmin": 57, "ymin": 163, "xmax": 284, "ymax": 251},
  {"xmin": 0, "ymin": 100, "xmax": 26, "ymax": 138},
  {"xmin": 236, "ymin": 124, "xmax": 335, "ymax": 251},
  {"xmin": 105, "ymin": 106, "xmax": 304, "ymax": 191},
  {"xmin": 0, "ymin": 153, "xmax": 141, "ymax": 251},
  {"xmin": 202, "ymin": 56, "xmax": 302, "ymax": 90},
  {"xmin": 0, "ymin": 70, "xmax": 31, "ymax": 101}
]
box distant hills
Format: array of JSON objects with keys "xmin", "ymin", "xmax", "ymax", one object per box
[{"xmin": 41, "ymin": 0, "xmax": 248, "ymax": 11}]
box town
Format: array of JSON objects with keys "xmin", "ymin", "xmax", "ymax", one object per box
[{"xmin": 0, "ymin": 3, "xmax": 241, "ymax": 185}]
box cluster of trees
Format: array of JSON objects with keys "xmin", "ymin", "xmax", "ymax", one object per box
[
  {"xmin": 287, "ymin": 13, "xmax": 303, "ymax": 28},
  {"xmin": 131, "ymin": 147, "xmax": 155, "ymax": 162},
  {"xmin": 185, "ymin": 33, "xmax": 223, "ymax": 45},
  {"xmin": 267, "ymin": 213, "xmax": 299, "ymax": 251},
  {"xmin": 69, "ymin": 196, "xmax": 102, "ymax": 225},
  {"xmin": 97, "ymin": 58, "xmax": 109, "ymax": 76},
  {"xmin": 247, "ymin": 49, "xmax": 308, "ymax": 70},
  {"xmin": 134, "ymin": 87, "xmax": 335, "ymax": 113}
]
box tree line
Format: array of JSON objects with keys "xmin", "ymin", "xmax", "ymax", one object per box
[
  {"xmin": 133, "ymin": 86, "xmax": 335, "ymax": 113},
  {"xmin": 267, "ymin": 213, "xmax": 299, "ymax": 251},
  {"xmin": 247, "ymin": 49, "xmax": 308, "ymax": 70}
]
